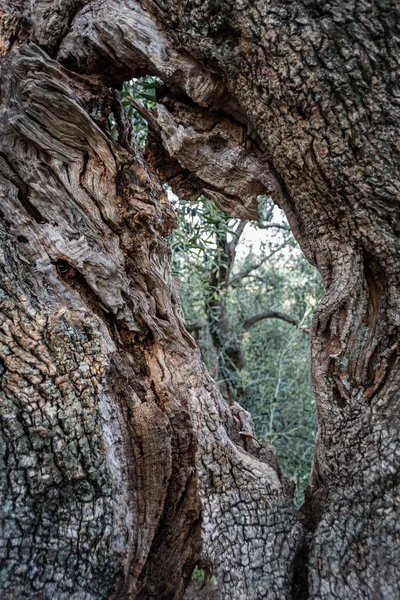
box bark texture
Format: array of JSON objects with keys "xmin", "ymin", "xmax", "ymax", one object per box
[
  {"xmin": 0, "ymin": 3, "xmax": 301, "ymax": 599},
  {"xmin": 0, "ymin": 1, "xmax": 399, "ymax": 599}
]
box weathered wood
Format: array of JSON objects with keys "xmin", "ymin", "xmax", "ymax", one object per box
[
  {"xmin": 0, "ymin": 3, "xmax": 303, "ymax": 599},
  {"xmin": 0, "ymin": 0, "xmax": 399, "ymax": 598},
  {"xmin": 141, "ymin": 2, "xmax": 400, "ymax": 597}
]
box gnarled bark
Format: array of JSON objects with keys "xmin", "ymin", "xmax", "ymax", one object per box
[
  {"xmin": 0, "ymin": 4, "xmax": 302, "ymax": 599},
  {"xmin": 141, "ymin": 2, "xmax": 400, "ymax": 597},
  {"xmin": 0, "ymin": 0, "xmax": 399, "ymax": 599}
]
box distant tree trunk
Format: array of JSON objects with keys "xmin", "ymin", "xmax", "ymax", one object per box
[
  {"xmin": 204, "ymin": 221, "xmax": 246, "ymax": 403},
  {"xmin": 0, "ymin": 2, "xmax": 399, "ymax": 600},
  {"xmin": 195, "ymin": 221, "xmax": 304, "ymax": 404}
]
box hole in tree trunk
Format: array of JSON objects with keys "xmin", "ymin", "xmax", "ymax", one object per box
[{"xmin": 112, "ymin": 76, "xmax": 322, "ymax": 505}]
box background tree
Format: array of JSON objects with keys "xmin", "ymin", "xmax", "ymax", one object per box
[
  {"xmin": 172, "ymin": 195, "xmax": 300, "ymax": 403},
  {"xmin": 170, "ymin": 192, "xmax": 322, "ymax": 496}
]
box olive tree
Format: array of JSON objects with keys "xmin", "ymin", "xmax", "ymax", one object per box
[{"xmin": 0, "ymin": 1, "xmax": 399, "ymax": 598}]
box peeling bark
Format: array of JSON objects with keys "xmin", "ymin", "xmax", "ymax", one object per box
[
  {"xmin": 0, "ymin": 4, "xmax": 302, "ymax": 599},
  {"xmin": 0, "ymin": 0, "xmax": 399, "ymax": 599}
]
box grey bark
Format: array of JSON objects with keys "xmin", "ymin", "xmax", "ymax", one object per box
[
  {"xmin": 0, "ymin": 1, "xmax": 399, "ymax": 600},
  {"xmin": 0, "ymin": 3, "xmax": 301, "ymax": 600}
]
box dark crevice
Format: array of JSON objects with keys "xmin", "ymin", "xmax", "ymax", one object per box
[
  {"xmin": 290, "ymin": 533, "xmax": 311, "ymax": 600},
  {"xmin": 368, "ymin": 343, "xmax": 398, "ymax": 402},
  {"xmin": 17, "ymin": 234, "xmax": 29, "ymax": 243},
  {"xmin": 0, "ymin": 153, "xmax": 47, "ymax": 224},
  {"xmin": 362, "ymin": 249, "xmax": 384, "ymax": 327},
  {"xmin": 332, "ymin": 384, "xmax": 347, "ymax": 408},
  {"xmin": 15, "ymin": 184, "xmax": 47, "ymax": 224},
  {"xmin": 300, "ymin": 479, "xmax": 327, "ymax": 534}
]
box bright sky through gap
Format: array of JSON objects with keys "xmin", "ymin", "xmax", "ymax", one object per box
[
  {"xmin": 235, "ymin": 206, "xmax": 288, "ymax": 260},
  {"xmin": 166, "ymin": 187, "xmax": 292, "ymax": 260}
]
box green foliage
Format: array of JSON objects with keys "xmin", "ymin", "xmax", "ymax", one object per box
[
  {"xmin": 191, "ymin": 566, "xmax": 216, "ymax": 586},
  {"xmin": 120, "ymin": 78, "xmax": 159, "ymax": 146},
  {"xmin": 173, "ymin": 194, "xmax": 323, "ymax": 501},
  {"xmin": 234, "ymin": 256, "xmax": 320, "ymax": 497},
  {"xmin": 109, "ymin": 77, "xmax": 160, "ymax": 145},
  {"xmin": 171, "ymin": 194, "xmax": 237, "ymax": 274}
]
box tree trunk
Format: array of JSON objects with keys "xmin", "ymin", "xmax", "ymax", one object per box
[
  {"xmin": 0, "ymin": 2, "xmax": 399, "ymax": 600},
  {"xmin": 204, "ymin": 221, "xmax": 246, "ymax": 403}
]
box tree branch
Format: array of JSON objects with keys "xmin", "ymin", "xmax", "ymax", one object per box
[
  {"xmin": 186, "ymin": 319, "xmax": 207, "ymax": 333},
  {"xmin": 242, "ymin": 311, "xmax": 310, "ymax": 334},
  {"xmin": 229, "ymin": 242, "xmax": 288, "ymax": 287},
  {"xmin": 257, "ymin": 222, "xmax": 290, "ymax": 231},
  {"xmin": 227, "ymin": 219, "xmax": 247, "ymax": 256}
]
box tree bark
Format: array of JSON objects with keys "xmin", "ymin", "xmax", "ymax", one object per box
[
  {"xmin": 0, "ymin": 1, "xmax": 399, "ymax": 599},
  {"xmin": 0, "ymin": 3, "xmax": 302, "ymax": 599}
]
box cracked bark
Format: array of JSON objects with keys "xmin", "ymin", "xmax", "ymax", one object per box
[{"xmin": 0, "ymin": 1, "xmax": 399, "ymax": 599}]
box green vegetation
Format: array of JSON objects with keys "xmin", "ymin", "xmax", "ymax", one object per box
[{"xmin": 171, "ymin": 193, "xmax": 322, "ymax": 498}]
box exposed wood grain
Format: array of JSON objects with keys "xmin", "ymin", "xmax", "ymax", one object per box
[{"xmin": 0, "ymin": 0, "xmax": 399, "ymax": 598}]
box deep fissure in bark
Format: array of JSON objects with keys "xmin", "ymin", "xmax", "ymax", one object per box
[{"xmin": 290, "ymin": 533, "xmax": 311, "ymax": 600}]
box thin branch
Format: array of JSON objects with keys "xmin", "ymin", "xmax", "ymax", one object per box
[
  {"xmin": 234, "ymin": 219, "xmax": 247, "ymax": 237},
  {"xmin": 257, "ymin": 222, "xmax": 290, "ymax": 231},
  {"xmin": 186, "ymin": 319, "xmax": 207, "ymax": 333},
  {"xmin": 213, "ymin": 219, "xmax": 248, "ymax": 289},
  {"xmin": 228, "ymin": 219, "xmax": 247, "ymax": 256},
  {"xmin": 229, "ymin": 242, "xmax": 288, "ymax": 287},
  {"xmin": 242, "ymin": 311, "xmax": 310, "ymax": 334},
  {"xmin": 234, "ymin": 275, "xmax": 275, "ymax": 289},
  {"xmin": 128, "ymin": 97, "xmax": 160, "ymax": 133}
]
